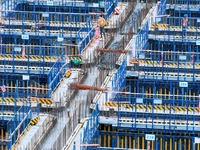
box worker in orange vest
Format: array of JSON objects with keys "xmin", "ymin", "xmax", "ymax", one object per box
[
  {"xmin": 182, "ymin": 14, "xmax": 188, "ymax": 37},
  {"xmin": 97, "ymin": 14, "xmax": 106, "ymax": 40}
]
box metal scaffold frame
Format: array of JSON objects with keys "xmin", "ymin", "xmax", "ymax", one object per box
[
  {"xmin": 149, "ymin": 16, "xmax": 200, "ymax": 40},
  {"xmin": 1, "ymin": 0, "xmax": 118, "ymax": 20},
  {"xmin": 72, "ymin": 104, "xmax": 99, "ymax": 150},
  {"xmin": 0, "ymin": 52, "xmax": 67, "ymax": 99},
  {"xmin": 98, "ymin": 128, "xmax": 199, "ymax": 149},
  {"xmin": 0, "ymin": 11, "xmax": 94, "ymax": 99},
  {"xmin": 0, "ymin": 11, "xmax": 94, "ymax": 54},
  {"xmin": 95, "ymin": 0, "xmax": 200, "ymax": 149},
  {"xmin": 0, "ymin": 96, "xmax": 40, "ymax": 150},
  {"xmin": 112, "ymin": 56, "xmax": 127, "ymax": 98},
  {"xmin": 167, "ymin": 0, "xmax": 200, "ymax": 5},
  {"xmin": 0, "ymin": 0, "xmax": 117, "ymax": 149}
]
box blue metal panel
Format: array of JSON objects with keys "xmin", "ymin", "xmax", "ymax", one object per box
[
  {"xmin": 135, "ymin": 22, "xmax": 148, "ymax": 57},
  {"xmin": 80, "ymin": 104, "xmax": 99, "ymax": 150},
  {"xmin": 2, "ymin": 98, "xmax": 39, "ymax": 149},
  {"xmin": 112, "ymin": 56, "xmax": 127, "ymax": 98},
  {"xmin": 157, "ymin": 0, "xmax": 166, "ymax": 15},
  {"xmin": 1, "ymin": 0, "xmax": 116, "ymax": 20}
]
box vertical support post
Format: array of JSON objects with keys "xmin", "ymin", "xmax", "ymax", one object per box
[
  {"xmin": 37, "ymin": 102, "xmax": 40, "ymax": 115},
  {"xmin": 142, "ymin": 86, "xmax": 144, "ymax": 98},
  {"xmin": 105, "ymin": 90, "xmax": 108, "ymax": 102},
  {"xmin": 5, "ymin": 132, "xmax": 8, "ymax": 150},
  {"xmin": 1, "ymin": 93, "xmax": 4, "ymax": 123},
  {"xmin": 133, "ymin": 137, "xmax": 135, "ymax": 149},
  {"xmin": 193, "ymin": 143, "xmax": 195, "ymax": 150},
  {"xmin": 17, "ymin": 126, "xmax": 20, "ymax": 142},
  {"xmin": 188, "ymin": 139, "xmax": 191, "ymax": 150},
  {"xmin": 129, "ymin": 85, "xmax": 131, "ymax": 103},
  {"xmin": 117, "ymin": 133, "xmax": 120, "ymax": 147},
  {"xmin": 198, "ymin": 95, "xmax": 200, "ymax": 112},
  {"xmin": 73, "ymin": 141, "xmax": 76, "ymax": 150},
  {"xmin": 121, "ymin": 136, "xmax": 124, "ymax": 148},
  {"xmin": 175, "ymin": 140, "xmax": 177, "ymax": 150},
  {"xmin": 1, "ymin": 129, "xmax": 3, "ymax": 150},
  {"xmin": 104, "ymin": 125, "xmax": 106, "ymax": 147},
  {"xmin": 29, "ymin": 98, "xmax": 32, "ymax": 120},
  {"xmin": 182, "ymin": 88, "xmax": 184, "ymax": 107},
  {"xmin": 129, "ymin": 136, "xmax": 131, "ymax": 148},
  {"xmin": 137, "ymin": 136, "xmax": 140, "ymax": 149},
  {"xmin": 165, "ymin": 139, "xmax": 168, "ymax": 150},
  {"xmin": 108, "ymin": 125, "xmax": 110, "ymax": 147},
  {"xmin": 142, "ymin": 136, "xmax": 144, "ymax": 149},
  {"xmin": 170, "ymin": 137, "xmax": 172, "ymax": 150}
]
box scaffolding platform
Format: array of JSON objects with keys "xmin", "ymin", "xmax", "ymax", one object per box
[
  {"xmin": 103, "ymin": 102, "xmax": 199, "ymax": 113},
  {"xmin": 150, "ymin": 24, "xmax": 200, "ymax": 32},
  {"xmin": 15, "ymin": 114, "xmax": 54, "ymax": 150},
  {"xmin": 166, "ymin": 4, "xmax": 200, "ymax": 12},
  {"xmin": 148, "ymin": 34, "xmax": 199, "ymax": 43},
  {"xmin": 62, "ymin": 0, "xmax": 200, "ymax": 149},
  {"xmin": 2, "ymin": 0, "xmax": 117, "ymax": 19},
  {"xmin": 0, "ymin": 102, "xmax": 38, "ymax": 149},
  {"xmin": 99, "ymin": 116, "xmax": 200, "ymax": 131}
]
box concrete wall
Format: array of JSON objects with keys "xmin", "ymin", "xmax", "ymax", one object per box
[{"xmin": 16, "ymin": 114, "xmax": 56, "ymax": 150}]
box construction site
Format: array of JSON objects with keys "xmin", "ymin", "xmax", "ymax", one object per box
[{"xmin": 0, "ymin": 0, "xmax": 200, "ymax": 149}]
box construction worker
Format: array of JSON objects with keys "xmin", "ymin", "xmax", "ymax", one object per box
[
  {"xmin": 97, "ymin": 14, "xmax": 106, "ymax": 40},
  {"xmin": 97, "ymin": 64, "xmax": 101, "ymax": 70},
  {"xmin": 94, "ymin": 26, "xmax": 100, "ymax": 39},
  {"xmin": 67, "ymin": 108, "xmax": 70, "ymax": 117},
  {"xmin": 31, "ymin": 20, "xmax": 45, "ymax": 31},
  {"xmin": 182, "ymin": 14, "xmax": 188, "ymax": 37}
]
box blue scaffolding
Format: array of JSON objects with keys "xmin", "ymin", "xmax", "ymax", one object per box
[
  {"xmin": 0, "ymin": 0, "xmax": 118, "ymax": 149},
  {"xmin": 112, "ymin": 56, "xmax": 127, "ymax": 98},
  {"xmin": 166, "ymin": 0, "xmax": 200, "ymax": 17},
  {"xmin": 68, "ymin": 0, "xmax": 200, "ymax": 147},
  {"xmin": 0, "ymin": 11, "xmax": 95, "ymax": 103},
  {"xmin": 0, "ymin": 98, "xmax": 40, "ymax": 149},
  {"xmin": 97, "ymin": 0, "xmax": 200, "ymax": 149},
  {"xmin": 1, "ymin": 0, "xmax": 117, "ymax": 20},
  {"xmin": 72, "ymin": 104, "xmax": 99, "ymax": 150}
]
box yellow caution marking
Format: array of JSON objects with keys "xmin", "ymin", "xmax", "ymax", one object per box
[
  {"xmin": 151, "ymin": 23, "xmax": 169, "ymax": 29},
  {"xmin": 158, "ymin": 105, "xmax": 164, "ymax": 110},
  {"xmin": 70, "ymin": 57, "xmax": 82, "ymax": 61},
  {"xmin": 44, "ymin": 56, "xmax": 48, "ymax": 60},
  {"xmin": 65, "ymin": 69, "xmax": 72, "ymax": 78},
  {"xmin": 105, "ymin": 102, "xmax": 111, "ymax": 107},
  {"xmin": 114, "ymin": 102, "xmax": 118, "ymax": 107},
  {"xmin": 7, "ymin": 54, "xmax": 12, "ymax": 58},
  {"xmin": 103, "ymin": 102, "xmax": 200, "ymax": 114},
  {"xmin": 154, "ymin": 105, "xmax": 159, "ymax": 110},
  {"xmin": 17, "ymin": 99, "xmax": 24, "ymax": 103},
  {"xmin": 30, "ymin": 56, "xmax": 34, "ymax": 60},
  {"xmin": 126, "ymin": 104, "xmax": 132, "ymax": 109},
  {"xmin": 151, "ymin": 23, "xmax": 200, "ymax": 32},
  {"xmin": 109, "ymin": 102, "xmax": 118, "ymax": 107},
  {"xmin": 135, "ymin": 104, "xmax": 140, "ymax": 109},
  {"xmin": 148, "ymin": 105, "xmax": 152, "ymax": 110},
  {"xmin": 30, "ymin": 116, "xmax": 40, "ymax": 126},
  {"xmin": 47, "ymin": 56, "xmax": 51, "ymax": 60},
  {"xmin": 40, "ymin": 99, "xmax": 52, "ymax": 104},
  {"xmin": 141, "ymin": 105, "xmax": 146, "ymax": 110},
  {"xmin": 0, "ymin": 54, "xmax": 57, "ymax": 61},
  {"xmin": 121, "ymin": 104, "xmax": 125, "ymax": 108}
]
